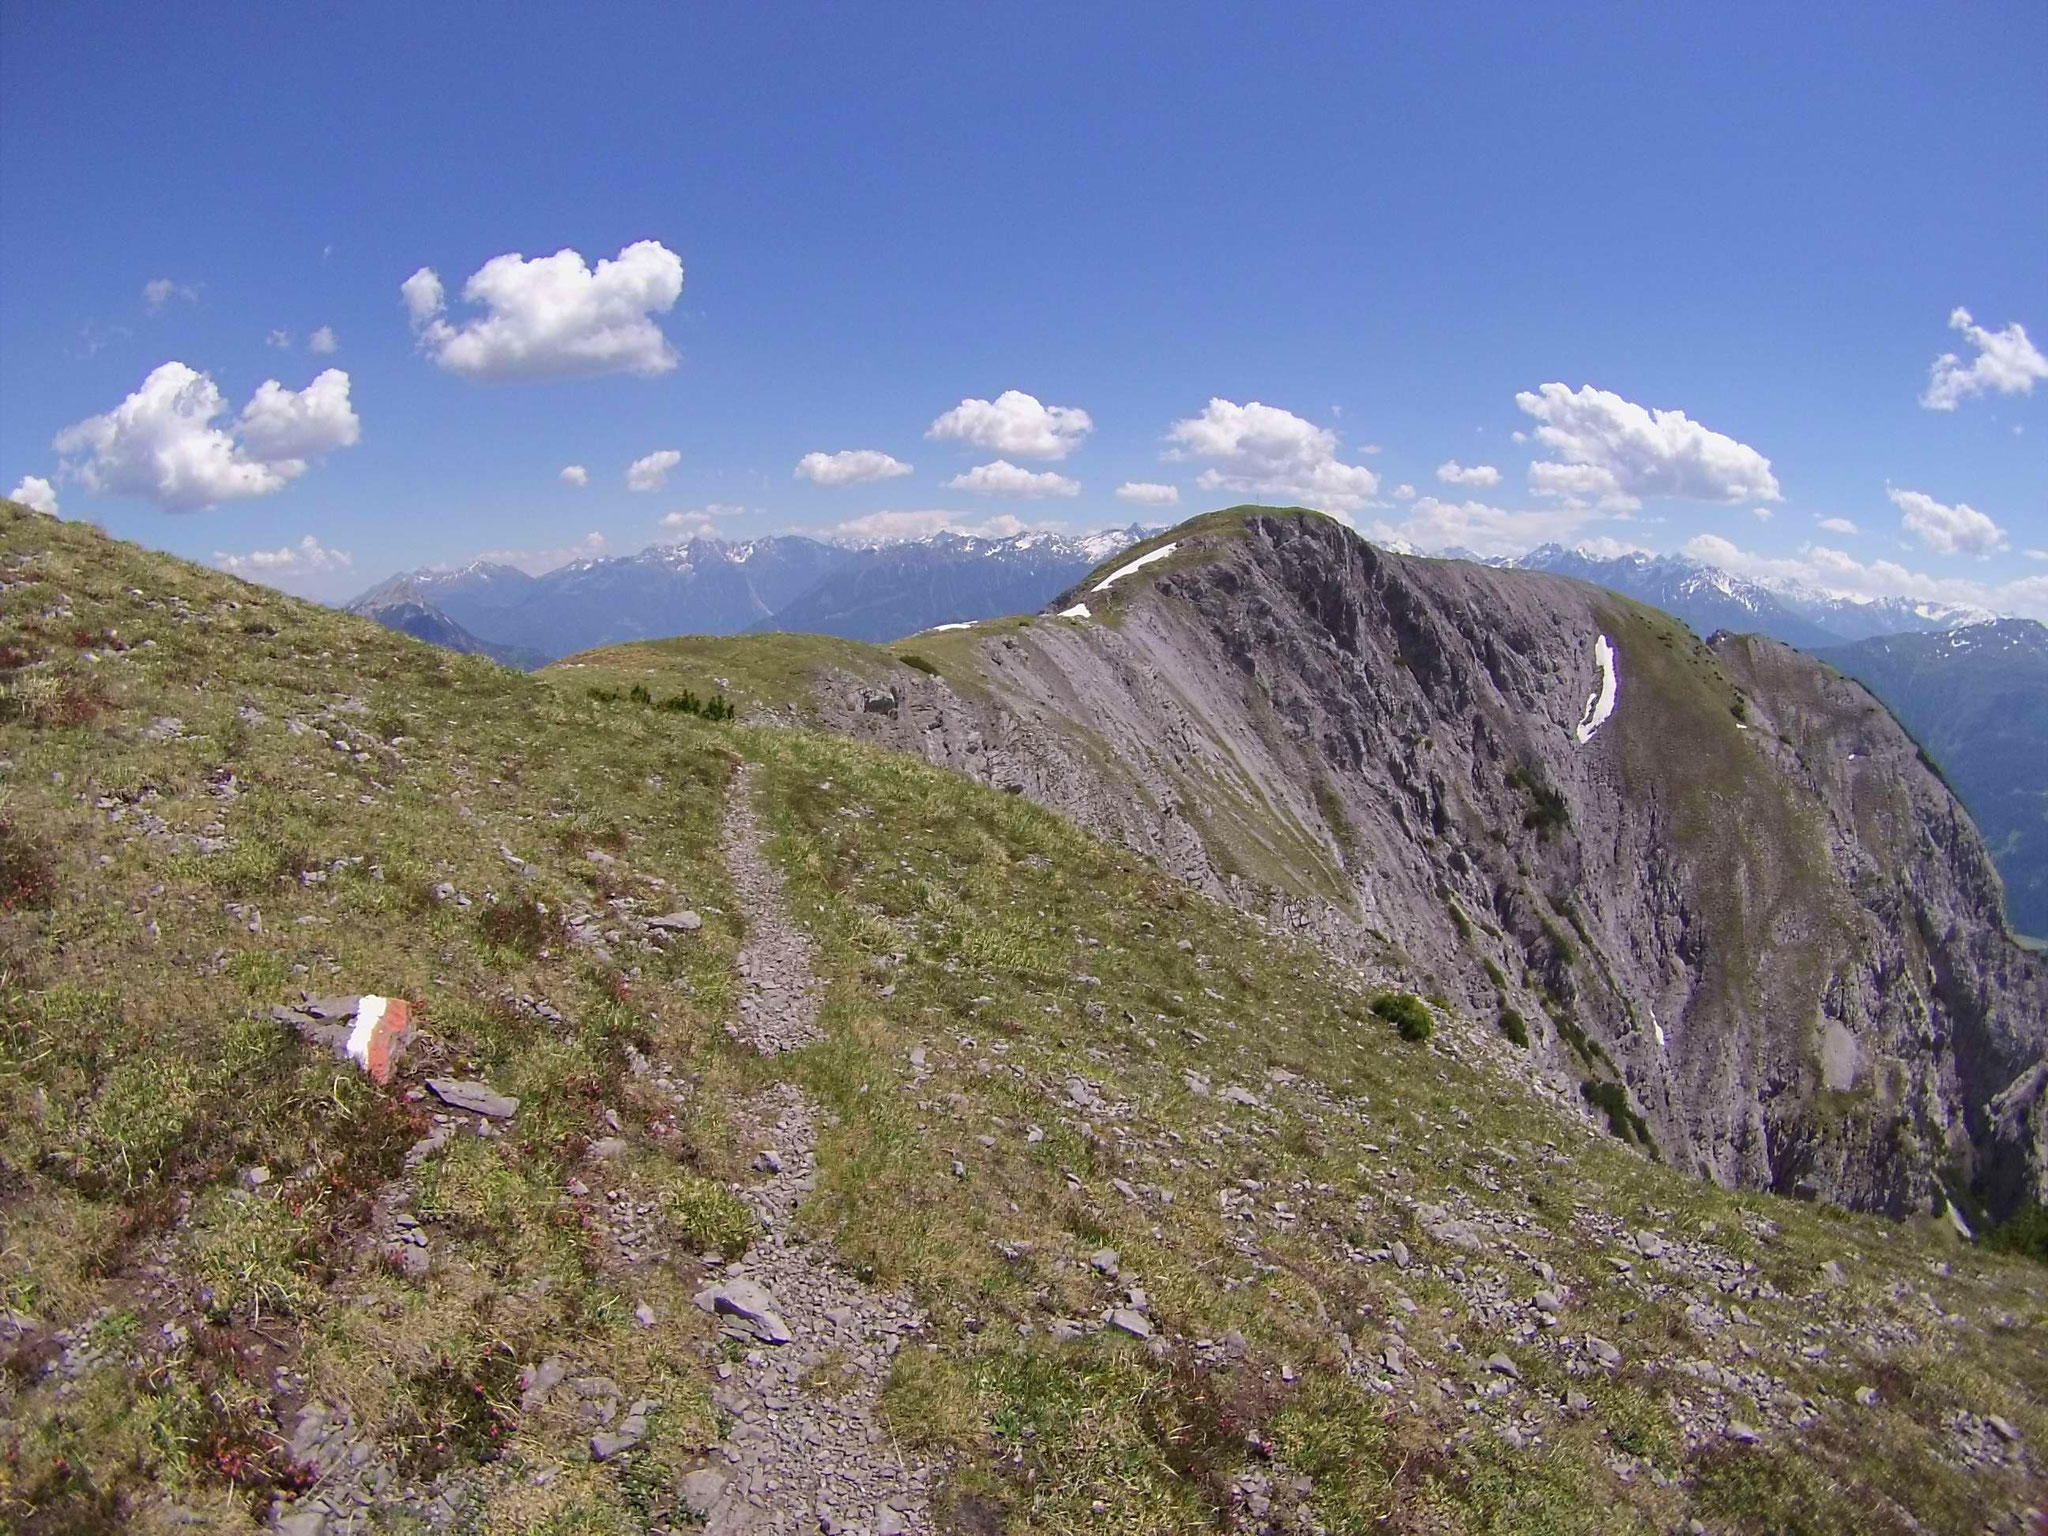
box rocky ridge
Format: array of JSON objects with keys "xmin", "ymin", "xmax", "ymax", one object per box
[{"xmin": 765, "ymin": 509, "xmax": 2048, "ymax": 1221}]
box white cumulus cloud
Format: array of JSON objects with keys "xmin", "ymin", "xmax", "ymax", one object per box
[
  {"xmin": 928, "ymin": 390, "xmax": 1092, "ymax": 460},
  {"xmin": 1888, "ymin": 486, "xmax": 2006, "ymax": 557},
  {"xmin": 404, "ymin": 241, "xmax": 684, "ymax": 381},
  {"xmin": 1435, "ymin": 459, "xmax": 1501, "ymax": 488},
  {"xmin": 401, "ymin": 267, "xmax": 445, "ymax": 325},
  {"xmin": 626, "ymin": 449, "xmax": 681, "ymax": 492},
  {"xmin": 661, "ymin": 505, "xmax": 735, "ymax": 538},
  {"xmin": 266, "ymin": 329, "xmax": 292, "ymax": 349},
  {"xmin": 1516, "ymin": 383, "xmax": 1781, "ymax": 510},
  {"xmin": 8, "ymin": 475, "xmax": 58, "ymax": 513},
  {"xmin": 1164, "ymin": 398, "xmax": 1379, "ymax": 514},
  {"xmin": 215, "ymin": 534, "xmax": 353, "ymax": 578},
  {"xmin": 1817, "ymin": 517, "xmax": 1859, "ymax": 535},
  {"xmin": 945, "ymin": 460, "xmax": 1080, "ymax": 498},
  {"xmin": 237, "ymin": 369, "xmax": 362, "ymax": 462},
  {"xmin": 1391, "ymin": 483, "xmax": 1416, "ymax": 501},
  {"xmin": 1115, "ymin": 481, "xmax": 1180, "ymax": 506},
  {"xmin": 308, "ymin": 325, "xmax": 338, "ymax": 355},
  {"xmin": 1921, "ymin": 307, "xmax": 2047, "ymax": 411},
  {"xmin": 560, "ymin": 464, "xmax": 589, "ymax": 487},
  {"xmin": 795, "ymin": 448, "xmax": 913, "ymax": 486},
  {"xmin": 52, "ymin": 362, "xmax": 361, "ymax": 512}
]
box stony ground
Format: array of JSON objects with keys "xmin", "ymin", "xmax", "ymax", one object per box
[
  {"xmin": 723, "ymin": 764, "xmax": 827, "ymax": 1057},
  {"xmin": 687, "ymin": 771, "xmax": 936, "ymax": 1533}
]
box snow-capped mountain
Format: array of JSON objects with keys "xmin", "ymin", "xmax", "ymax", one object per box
[
  {"xmin": 749, "ymin": 525, "xmax": 1151, "ymax": 643},
  {"xmin": 345, "ymin": 525, "xmax": 1155, "ymax": 659},
  {"xmin": 1508, "ymin": 544, "xmax": 1996, "ymax": 648}
]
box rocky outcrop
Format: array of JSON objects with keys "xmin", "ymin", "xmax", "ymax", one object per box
[{"xmin": 797, "ymin": 508, "xmax": 2048, "ymax": 1219}]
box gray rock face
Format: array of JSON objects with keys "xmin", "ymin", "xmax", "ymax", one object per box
[{"xmin": 793, "ymin": 508, "xmax": 2048, "ymax": 1219}]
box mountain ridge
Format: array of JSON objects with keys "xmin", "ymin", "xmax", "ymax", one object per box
[{"xmin": 571, "ymin": 507, "xmax": 2048, "ymax": 1224}]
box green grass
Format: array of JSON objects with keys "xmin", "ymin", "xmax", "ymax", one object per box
[{"xmin": 2, "ymin": 501, "xmax": 2045, "ymax": 1535}]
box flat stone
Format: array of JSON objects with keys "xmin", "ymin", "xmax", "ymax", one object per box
[
  {"xmin": 519, "ymin": 1357, "xmax": 568, "ymax": 1411},
  {"xmin": 1485, "ymin": 1353, "xmax": 1520, "ymax": 1380},
  {"xmin": 426, "ymin": 1078, "xmax": 519, "ymax": 1118},
  {"xmin": 648, "ymin": 910, "xmax": 702, "ymax": 933},
  {"xmin": 1533, "ymin": 1289, "xmax": 1561, "ymax": 1313},
  {"xmin": 1585, "ymin": 1335, "xmax": 1622, "ymax": 1367},
  {"xmin": 680, "ymin": 1467, "xmax": 729, "ymax": 1518},
  {"xmin": 1089, "ymin": 1248, "xmax": 1120, "ymax": 1276},
  {"xmin": 1988, "ymin": 1414, "xmax": 2021, "ymax": 1443},
  {"xmin": 585, "ymin": 1136, "xmax": 629, "ymax": 1161},
  {"xmin": 1108, "ymin": 1308, "xmax": 1153, "ymax": 1339},
  {"xmin": 1392, "ymin": 1239, "xmax": 1411, "ymax": 1269},
  {"xmin": 1726, "ymin": 1421, "xmax": 1761, "ymax": 1444}
]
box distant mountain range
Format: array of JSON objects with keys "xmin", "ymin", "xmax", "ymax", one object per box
[
  {"xmin": 1506, "ymin": 544, "xmax": 1995, "ymax": 649},
  {"xmin": 338, "ymin": 581, "xmax": 552, "ymax": 670},
  {"xmin": 1815, "ymin": 620, "xmax": 2048, "ymax": 939},
  {"xmin": 346, "ymin": 525, "xmax": 1150, "ymax": 660}
]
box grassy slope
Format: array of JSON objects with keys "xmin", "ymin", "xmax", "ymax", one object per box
[{"xmin": 1, "ymin": 502, "xmax": 2044, "ymax": 1534}]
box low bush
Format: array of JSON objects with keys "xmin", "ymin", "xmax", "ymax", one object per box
[
  {"xmin": 1371, "ymin": 991, "xmax": 1433, "ymax": 1043},
  {"xmin": 1498, "ymin": 1006, "xmax": 1529, "ymax": 1048}
]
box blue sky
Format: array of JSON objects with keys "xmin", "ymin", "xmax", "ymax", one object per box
[{"xmin": 2, "ymin": 2, "xmax": 2043, "ymax": 611}]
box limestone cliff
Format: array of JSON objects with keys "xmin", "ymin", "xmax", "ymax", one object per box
[{"xmin": 795, "ymin": 507, "xmax": 2048, "ymax": 1219}]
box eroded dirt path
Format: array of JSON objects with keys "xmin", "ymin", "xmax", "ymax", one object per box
[
  {"xmin": 720, "ymin": 764, "xmax": 826, "ymax": 1056},
  {"xmin": 686, "ymin": 764, "xmax": 934, "ymax": 1535}
]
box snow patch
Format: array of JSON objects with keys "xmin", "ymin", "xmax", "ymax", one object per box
[
  {"xmin": 346, "ymin": 996, "xmax": 390, "ymax": 1071},
  {"xmin": 1574, "ymin": 634, "xmax": 1618, "ymax": 744},
  {"xmin": 1058, "ymin": 603, "xmax": 1092, "ymax": 619},
  {"xmin": 925, "ymin": 621, "xmax": 976, "ymax": 633},
  {"xmin": 1092, "ymin": 541, "xmax": 1178, "ymax": 593}
]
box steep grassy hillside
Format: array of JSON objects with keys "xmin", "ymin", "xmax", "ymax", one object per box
[{"xmin": 3, "ymin": 500, "xmax": 2046, "ymax": 1534}]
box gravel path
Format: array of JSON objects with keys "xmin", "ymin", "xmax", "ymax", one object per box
[
  {"xmin": 684, "ymin": 762, "xmax": 935, "ymax": 1534},
  {"xmin": 690, "ymin": 1085, "xmax": 935, "ymax": 1534},
  {"xmin": 722, "ymin": 764, "xmax": 826, "ymax": 1055}
]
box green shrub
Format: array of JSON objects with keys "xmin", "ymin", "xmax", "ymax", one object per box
[
  {"xmin": 898, "ymin": 653, "xmax": 941, "ymax": 676},
  {"xmin": 1507, "ymin": 765, "xmax": 1570, "ymax": 839},
  {"xmin": 655, "ymin": 689, "xmax": 736, "ymax": 721},
  {"xmin": 1371, "ymin": 991, "xmax": 1433, "ymax": 1043},
  {"xmin": 1984, "ymin": 1203, "xmax": 2048, "ymax": 1265},
  {"xmin": 1581, "ymin": 1079, "xmax": 1654, "ymax": 1150},
  {"xmin": 1498, "ymin": 1006, "xmax": 1529, "ymax": 1048}
]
